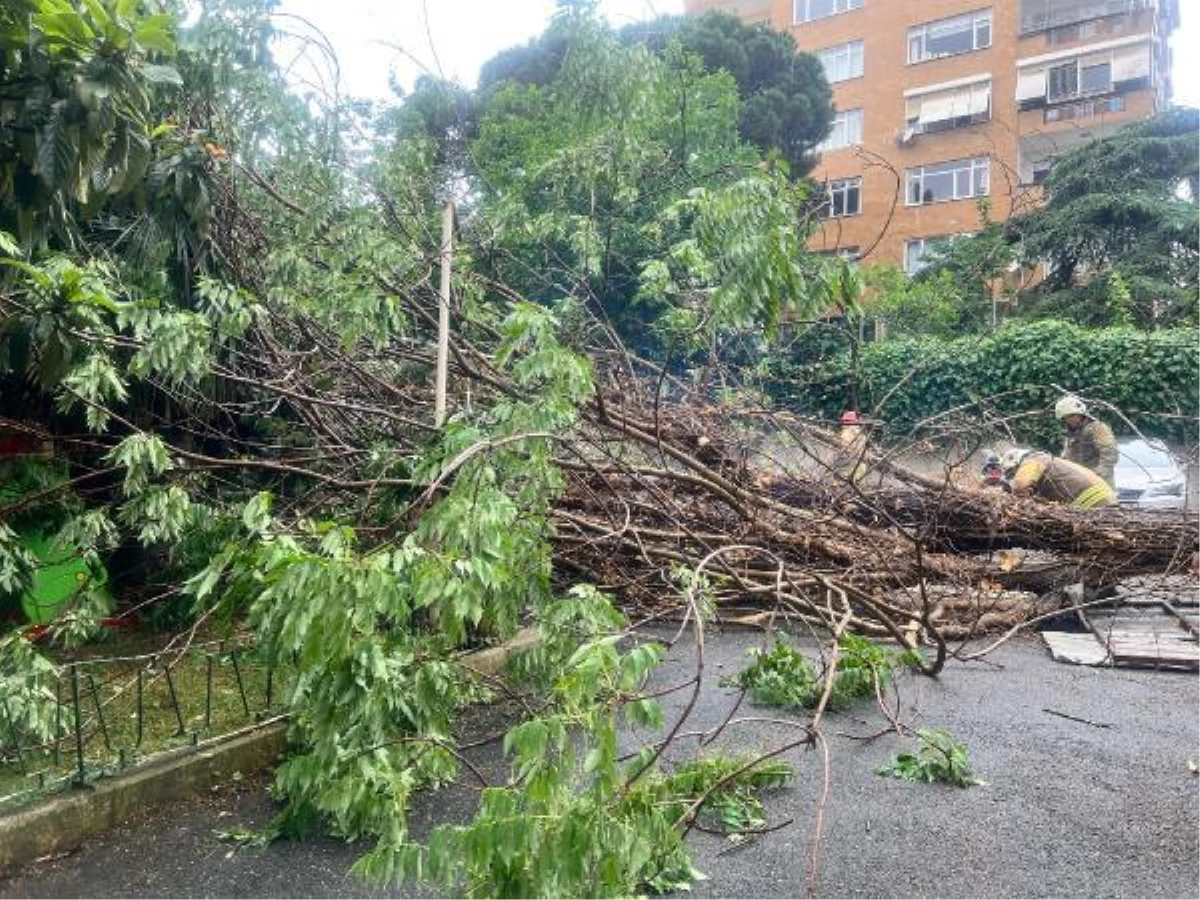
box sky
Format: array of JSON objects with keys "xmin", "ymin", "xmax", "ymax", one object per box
[
  {"xmin": 275, "ymin": 0, "xmax": 1198, "ymax": 107},
  {"xmin": 276, "ymin": 0, "xmax": 685, "ymax": 100}
]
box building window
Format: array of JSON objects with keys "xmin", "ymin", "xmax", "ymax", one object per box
[
  {"xmin": 1018, "ymin": 42, "xmax": 1151, "ymax": 109},
  {"xmin": 1020, "ymin": 0, "xmax": 1151, "ymax": 35},
  {"xmin": 905, "ymin": 80, "xmax": 992, "ymax": 134},
  {"xmin": 908, "ymin": 9, "xmax": 992, "ymax": 64},
  {"xmin": 794, "ymin": 0, "xmax": 862, "ymax": 24},
  {"xmin": 816, "ymin": 40, "xmax": 864, "ymax": 83},
  {"xmin": 904, "ymin": 235, "xmax": 971, "ymax": 274},
  {"xmin": 906, "ymin": 157, "xmax": 989, "ymax": 205},
  {"xmin": 1080, "ymin": 61, "xmax": 1112, "ymax": 93},
  {"xmin": 904, "ymin": 238, "xmax": 935, "ymax": 274},
  {"xmin": 1048, "ymin": 58, "xmax": 1112, "ymax": 101},
  {"xmin": 827, "ymin": 177, "xmax": 862, "ymax": 217},
  {"xmin": 1047, "ymin": 61, "xmax": 1079, "ymax": 99},
  {"xmin": 818, "ymin": 109, "xmax": 863, "ymax": 152}
]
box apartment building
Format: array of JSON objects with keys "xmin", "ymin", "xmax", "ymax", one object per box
[{"xmin": 683, "ymin": 0, "xmax": 1179, "ymax": 273}]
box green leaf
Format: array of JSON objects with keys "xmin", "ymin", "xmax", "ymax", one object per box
[{"xmin": 133, "ymin": 14, "xmax": 175, "ymax": 54}]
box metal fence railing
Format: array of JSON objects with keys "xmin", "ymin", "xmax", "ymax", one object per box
[{"xmin": 0, "ymin": 637, "xmax": 289, "ymax": 814}]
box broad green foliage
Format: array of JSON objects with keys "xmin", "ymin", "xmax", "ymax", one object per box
[
  {"xmin": 0, "ymin": 632, "xmax": 61, "ymax": 752},
  {"xmin": 367, "ymin": 586, "xmax": 794, "ymax": 897},
  {"xmin": 829, "ymin": 633, "xmax": 922, "ymax": 710},
  {"xmin": 868, "ymin": 207, "xmax": 1015, "ymax": 338},
  {"xmin": 7, "ymin": 0, "xmax": 1189, "ymax": 894},
  {"xmin": 640, "ymin": 172, "xmax": 827, "ymax": 342},
  {"xmin": 877, "ymin": 727, "xmax": 985, "ymax": 788},
  {"xmin": 177, "ymin": 303, "xmax": 600, "ymax": 875},
  {"xmin": 0, "ymin": 0, "xmax": 181, "ymax": 247},
  {"xmin": 725, "ymin": 636, "xmax": 818, "ymax": 708},
  {"xmin": 726, "ymin": 633, "xmax": 920, "ymax": 711},
  {"xmin": 428, "ymin": 7, "xmax": 831, "ymax": 352},
  {"xmin": 480, "ymin": 9, "xmax": 833, "ymax": 176},
  {"xmin": 774, "ymin": 319, "xmax": 1199, "ymax": 446},
  {"xmin": 869, "ymin": 265, "xmax": 989, "ymax": 339},
  {"xmin": 0, "ymin": 524, "xmax": 38, "ymax": 601}
]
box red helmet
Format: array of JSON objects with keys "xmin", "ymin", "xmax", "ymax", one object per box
[{"xmin": 839, "ymin": 410, "xmax": 860, "ymax": 425}]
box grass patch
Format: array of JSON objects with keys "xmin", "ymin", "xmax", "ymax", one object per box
[{"xmin": 0, "ymin": 626, "xmax": 293, "ymax": 812}]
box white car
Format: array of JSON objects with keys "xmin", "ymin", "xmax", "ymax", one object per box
[{"xmin": 1114, "ymin": 438, "xmax": 1187, "ymax": 511}]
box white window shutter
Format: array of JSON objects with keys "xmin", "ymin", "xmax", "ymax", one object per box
[
  {"xmin": 963, "ymin": 83, "xmax": 991, "ymax": 116},
  {"xmin": 1111, "ymin": 44, "xmax": 1150, "ymax": 81},
  {"xmin": 918, "ymin": 94, "xmax": 956, "ymax": 125},
  {"xmin": 1016, "ymin": 68, "xmax": 1046, "ymax": 101}
]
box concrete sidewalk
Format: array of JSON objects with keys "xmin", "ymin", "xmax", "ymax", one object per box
[{"xmin": 1, "ymin": 630, "xmax": 1196, "ymax": 899}]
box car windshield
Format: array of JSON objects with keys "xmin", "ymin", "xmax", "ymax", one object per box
[{"xmin": 1118, "ymin": 440, "xmax": 1176, "ymax": 470}]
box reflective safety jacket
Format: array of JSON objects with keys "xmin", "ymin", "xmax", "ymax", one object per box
[
  {"xmin": 835, "ymin": 424, "xmax": 869, "ymax": 482},
  {"xmin": 1062, "ymin": 418, "xmax": 1118, "ymax": 486},
  {"xmin": 1009, "ymin": 451, "xmax": 1117, "ymax": 508}
]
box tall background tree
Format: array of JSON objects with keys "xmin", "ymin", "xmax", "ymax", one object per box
[{"xmin": 1009, "ymin": 107, "xmax": 1199, "ymax": 328}]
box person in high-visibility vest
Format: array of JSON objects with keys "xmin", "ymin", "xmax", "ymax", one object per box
[
  {"xmin": 1000, "ymin": 448, "xmax": 1117, "ymax": 508},
  {"xmin": 835, "ymin": 410, "xmax": 871, "ymax": 483},
  {"xmin": 1054, "ymin": 395, "xmax": 1118, "ymax": 487}
]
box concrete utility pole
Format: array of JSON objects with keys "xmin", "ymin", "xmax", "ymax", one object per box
[{"xmin": 435, "ymin": 201, "xmax": 454, "ymax": 428}]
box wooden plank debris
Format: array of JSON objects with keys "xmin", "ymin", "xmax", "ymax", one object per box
[{"xmin": 1042, "ymin": 631, "xmax": 1111, "ymax": 666}]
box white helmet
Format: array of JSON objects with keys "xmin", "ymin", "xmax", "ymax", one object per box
[
  {"xmin": 1054, "ymin": 395, "xmax": 1088, "ymax": 420},
  {"xmin": 1000, "ymin": 448, "xmax": 1030, "ymax": 474}
]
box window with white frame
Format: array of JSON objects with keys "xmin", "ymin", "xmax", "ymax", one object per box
[
  {"xmin": 1017, "ymin": 41, "xmax": 1150, "ymax": 107},
  {"xmin": 905, "ymin": 238, "xmax": 935, "ymax": 274},
  {"xmin": 906, "ymin": 157, "xmax": 989, "ymax": 205},
  {"xmin": 905, "ymin": 79, "xmax": 992, "ymax": 134},
  {"xmin": 1047, "ymin": 58, "xmax": 1112, "ymax": 100},
  {"xmin": 827, "ymin": 177, "xmax": 862, "ymax": 217},
  {"xmin": 908, "ymin": 9, "xmax": 992, "ymax": 64},
  {"xmin": 794, "ymin": 0, "xmax": 862, "ymax": 24},
  {"xmin": 816, "ymin": 40, "xmax": 864, "ymax": 83},
  {"xmin": 818, "ymin": 109, "xmax": 863, "ymax": 152},
  {"xmin": 904, "ymin": 235, "xmax": 970, "ymax": 273}
]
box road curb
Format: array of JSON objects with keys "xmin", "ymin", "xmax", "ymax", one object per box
[
  {"xmin": 0, "ymin": 718, "xmax": 288, "ymax": 877},
  {"xmin": 0, "ymin": 628, "xmax": 541, "ymax": 877}
]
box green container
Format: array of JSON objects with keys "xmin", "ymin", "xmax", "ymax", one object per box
[{"xmin": 16, "ymin": 532, "xmax": 110, "ymax": 625}]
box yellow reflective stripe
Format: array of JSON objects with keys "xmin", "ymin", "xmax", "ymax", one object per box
[{"xmin": 1074, "ymin": 483, "xmax": 1115, "ymax": 508}]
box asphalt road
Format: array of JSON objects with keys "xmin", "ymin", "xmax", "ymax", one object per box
[{"xmin": 1, "ymin": 629, "xmax": 1196, "ymax": 899}]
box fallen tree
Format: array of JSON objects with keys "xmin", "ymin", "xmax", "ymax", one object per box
[{"xmin": 4, "ymin": 7, "xmax": 1198, "ymax": 894}]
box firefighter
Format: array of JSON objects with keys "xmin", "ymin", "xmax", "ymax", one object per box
[
  {"xmin": 1000, "ymin": 448, "xmax": 1117, "ymax": 508},
  {"xmin": 980, "ymin": 449, "xmax": 1007, "ymax": 490},
  {"xmin": 835, "ymin": 410, "xmax": 870, "ymax": 483},
  {"xmin": 1054, "ymin": 395, "xmax": 1118, "ymax": 487}
]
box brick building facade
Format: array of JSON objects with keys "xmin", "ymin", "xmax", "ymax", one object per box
[{"xmin": 683, "ymin": 0, "xmax": 1178, "ymax": 272}]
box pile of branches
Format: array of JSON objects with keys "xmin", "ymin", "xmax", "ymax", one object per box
[{"xmin": 548, "ymin": 369, "xmax": 1197, "ymax": 648}]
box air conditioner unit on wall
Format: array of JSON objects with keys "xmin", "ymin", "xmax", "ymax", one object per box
[{"xmin": 895, "ymin": 127, "xmax": 917, "ymax": 146}]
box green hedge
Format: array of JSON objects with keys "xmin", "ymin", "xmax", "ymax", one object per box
[{"xmin": 769, "ymin": 320, "xmax": 1199, "ymax": 447}]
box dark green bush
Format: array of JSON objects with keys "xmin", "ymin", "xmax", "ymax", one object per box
[{"xmin": 769, "ymin": 320, "xmax": 1198, "ymax": 447}]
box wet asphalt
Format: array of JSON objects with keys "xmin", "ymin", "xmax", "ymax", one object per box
[{"xmin": 1, "ymin": 628, "xmax": 1196, "ymax": 899}]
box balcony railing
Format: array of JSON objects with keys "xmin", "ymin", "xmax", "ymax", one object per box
[
  {"xmin": 1020, "ymin": 0, "xmax": 1153, "ymax": 35},
  {"xmin": 1044, "ymin": 94, "xmax": 1126, "ymax": 122}
]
